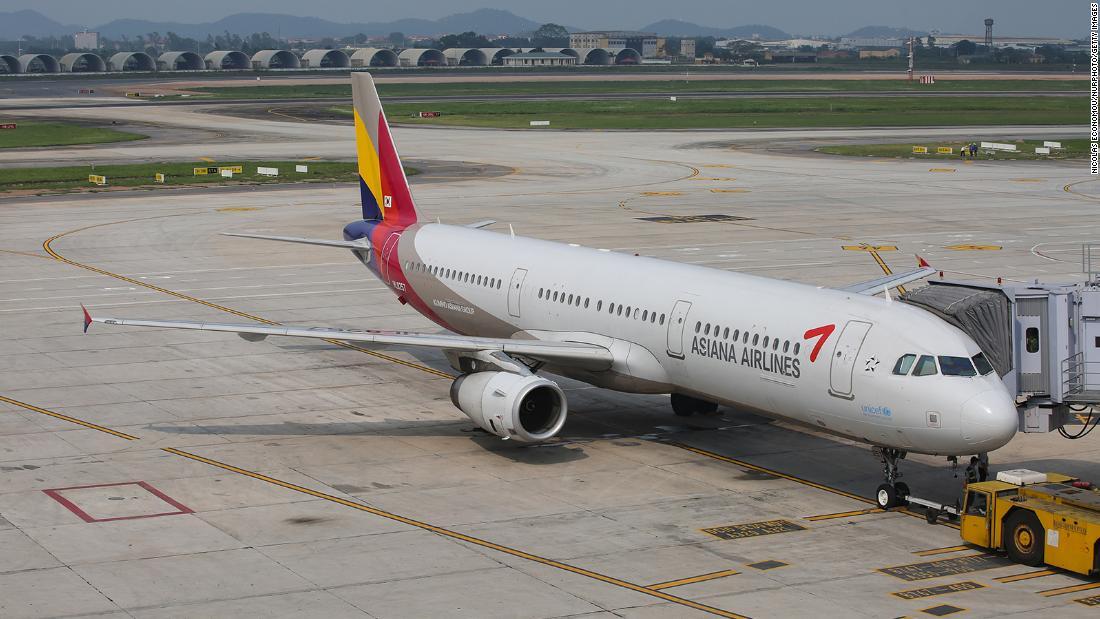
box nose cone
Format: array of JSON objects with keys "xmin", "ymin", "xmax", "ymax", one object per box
[{"xmin": 961, "ymin": 389, "xmax": 1018, "ymax": 451}]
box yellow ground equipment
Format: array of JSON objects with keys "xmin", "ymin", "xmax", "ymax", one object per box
[{"xmin": 954, "ymin": 470, "xmax": 1100, "ymax": 575}]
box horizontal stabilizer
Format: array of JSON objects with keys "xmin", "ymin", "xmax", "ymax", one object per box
[{"xmin": 222, "ymin": 232, "xmax": 370, "ymax": 250}]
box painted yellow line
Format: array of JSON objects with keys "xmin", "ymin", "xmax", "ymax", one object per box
[
  {"xmin": 841, "ymin": 245, "xmax": 898, "ymax": 252},
  {"xmin": 702, "ymin": 164, "xmax": 734, "ymax": 169},
  {"xmin": 710, "ymin": 189, "xmax": 749, "ymax": 194},
  {"xmin": 994, "ymin": 569, "xmax": 1057, "ymax": 583},
  {"xmin": 43, "ymin": 222, "xmax": 454, "ymax": 380},
  {"xmin": 867, "ymin": 248, "xmax": 907, "ymax": 295},
  {"xmin": 1040, "ymin": 581, "xmax": 1100, "ymax": 597},
  {"xmin": 929, "ymin": 168, "xmax": 956, "ymax": 173},
  {"xmin": 914, "ymin": 545, "xmax": 971, "ymax": 557},
  {"xmin": 649, "ymin": 569, "xmax": 741, "ymax": 590},
  {"xmin": 669, "ymin": 442, "xmax": 959, "ymax": 530},
  {"xmin": 804, "ymin": 507, "xmax": 881, "ymax": 521},
  {"xmin": 163, "ymin": 447, "xmax": 750, "ymax": 619},
  {"xmin": 945, "ymin": 244, "xmax": 1001, "ymax": 251},
  {"xmin": 0, "ymin": 395, "xmax": 139, "ymax": 440},
  {"xmin": 641, "ymin": 191, "xmax": 683, "ymax": 197},
  {"xmin": 198, "ymin": 157, "xmax": 216, "ymax": 163},
  {"xmin": 1012, "ymin": 178, "xmax": 1044, "ymax": 183}
]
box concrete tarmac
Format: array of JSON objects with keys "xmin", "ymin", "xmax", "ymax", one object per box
[{"xmin": 0, "ymin": 105, "xmax": 1099, "ymax": 618}]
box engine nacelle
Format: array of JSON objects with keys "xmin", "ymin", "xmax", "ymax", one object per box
[{"xmin": 449, "ymin": 372, "xmax": 567, "ymax": 443}]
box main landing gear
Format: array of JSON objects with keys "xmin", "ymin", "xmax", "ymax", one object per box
[
  {"xmin": 874, "ymin": 447, "xmax": 909, "ymax": 509},
  {"xmin": 671, "ymin": 393, "xmax": 718, "ymax": 417}
]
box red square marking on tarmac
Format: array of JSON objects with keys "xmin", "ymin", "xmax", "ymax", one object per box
[{"xmin": 43, "ymin": 481, "xmax": 192, "ymax": 523}]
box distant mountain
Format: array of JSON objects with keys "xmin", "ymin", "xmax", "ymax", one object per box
[
  {"xmin": 95, "ymin": 8, "xmax": 543, "ymax": 40},
  {"xmin": 844, "ymin": 26, "xmax": 927, "ymax": 39},
  {"xmin": 642, "ymin": 20, "xmax": 789, "ymax": 40},
  {"xmin": 0, "ymin": 10, "xmax": 78, "ymax": 39}
]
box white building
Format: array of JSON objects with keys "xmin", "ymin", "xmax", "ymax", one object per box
[{"xmin": 74, "ymin": 31, "xmax": 99, "ymax": 50}]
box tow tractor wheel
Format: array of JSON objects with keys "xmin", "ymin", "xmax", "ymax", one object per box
[
  {"xmin": 893, "ymin": 482, "xmax": 911, "ymax": 507},
  {"xmin": 876, "ymin": 483, "xmax": 900, "ymax": 510},
  {"xmin": 1005, "ymin": 510, "xmax": 1046, "ymax": 567}
]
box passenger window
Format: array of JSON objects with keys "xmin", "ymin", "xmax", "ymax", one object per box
[
  {"xmin": 783, "ymin": 340, "xmax": 789, "ymax": 353},
  {"xmin": 723, "ymin": 327, "xmax": 729, "ymax": 339},
  {"xmin": 1026, "ymin": 327, "xmax": 1039, "ymax": 353},
  {"xmin": 733, "ymin": 329, "xmax": 739, "ymax": 341},
  {"xmin": 617, "ymin": 305, "xmax": 623, "ymax": 316},
  {"xmin": 973, "ymin": 353, "xmax": 994, "ymax": 376},
  {"xmin": 793, "ymin": 342, "xmax": 800, "ymax": 355},
  {"xmin": 584, "ymin": 298, "xmax": 590, "ymax": 309},
  {"xmin": 597, "ymin": 300, "xmax": 603, "ymax": 311},
  {"xmin": 913, "ymin": 355, "xmax": 938, "ymax": 376},
  {"xmin": 772, "ymin": 339, "xmax": 779, "ymax": 351},
  {"xmin": 659, "ymin": 314, "xmax": 665, "ymax": 325},
  {"xmin": 939, "ymin": 356, "xmax": 977, "ymax": 377},
  {"xmin": 651, "ymin": 312, "xmax": 657, "ymax": 323},
  {"xmin": 752, "ymin": 334, "xmax": 759, "ymax": 346},
  {"xmin": 642, "ymin": 310, "xmax": 648, "ymax": 321},
  {"xmin": 892, "ymin": 354, "xmax": 916, "ymax": 375},
  {"xmin": 633, "ymin": 308, "xmax": 639, "ymax": 319},
  {"xmin": 705, "ymin": 324, "xmax": 711, "ymax": 336},
  {"xmin": 538, "ymin": 288, "xmax": 543, "ymax": 299},
  {"xmin": 695, "ymin": 321, "xmax": 701, "ymax": 333},
  {"xmin": 763, "ymin": 336, "xmax": 769, "ymax": 348},
  {"xmin": 567, "ymin": 294, "xmax": 573, "ymax": 304},
  {"xmin": 743, "ymin": 332, "xmax": 749, "ymax": 344}
]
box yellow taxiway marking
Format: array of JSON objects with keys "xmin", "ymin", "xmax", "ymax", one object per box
[
  {"xmin": 804, "ymin": 507, "xmax": 882, "ymax": 521},
  {"xmin": 671, "ymin": 442, "xmax": 960, "ymax": 530},
  {"xmin": 300, "ymin": 156, "xmax": 321, "ymax": 161},
  {"xmin": 641, "ymin": 191, "xmax": 683, "ymax": 197},
  {"xmin": 649, "ymin": 569, "xmax": 741, "ymax": 590},
  {"xmin": 994, "ymin": 569, "xmax": 1057, "ymax": 583},
  {"xmin": 1012, "ymin": 178, "xmax": 1044, "ymax": 183},
  {"xmin": 702, "ymin": 164, "xmax": 734, "ymax": 168},
  {"xmin": 913, "ymin": 545, "xmax": 972, "ymax": 557},
  {"xmin": 198, "ymin": 157, "xmax": 216, "ymax": 163},
  {"xmin": 710, "ymin": 189, "xmax": 749, "ymax": 194},
  {"xmin": 216, "ymin": 207, "xmax": 261, "ymax": 212},
  {"xmin": 929, "ymin": 168, "xmax": 956, "ymax": 173},
  {"xmin": 1, "ymin": 391, "xmax": 748, "ymax": 618},
  {"xmin": 1040, "ymin": 581, "xmax": 1100, "ymax": 597},
  {"xmin": 164, "ymin": 447, "xmax": 750, "ymax": 619},
  {"xmin": 842, "ymin": 244, "xmax": 898, "ymax": 252},
  {"xmin": 944, "ymin": 244, "xmax": 1001, "ymax": 251},
  {"xmin": 0, "ymin": 395, "xmax": 139, "ymax": 440},
  {"xmin": 692, "ymin": 177, "xmax": 737, "ymax": 181}
]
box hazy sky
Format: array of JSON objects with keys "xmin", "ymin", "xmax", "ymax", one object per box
[{"xmin": 19, "ymin": 0, "xmax": 1088, "ymax": 37}]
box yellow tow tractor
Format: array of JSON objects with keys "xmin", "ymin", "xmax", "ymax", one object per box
[{"xmin": 913, "ymin": 470, "xmax": 1100, "ymax": 575}]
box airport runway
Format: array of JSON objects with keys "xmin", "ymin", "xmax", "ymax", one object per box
[{"xmin": 1, "ymin": 105, "xmax": 1100, "ymax": 617}]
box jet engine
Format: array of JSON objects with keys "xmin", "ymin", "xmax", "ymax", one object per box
[{"xmin": 449, "ymin": 372, "xmax": 567, "ymax": 443}]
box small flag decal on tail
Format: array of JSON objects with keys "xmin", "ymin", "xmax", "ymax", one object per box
[{"xmin": 81, "ymin": 304, "xmax": 92, "ymax": 333}]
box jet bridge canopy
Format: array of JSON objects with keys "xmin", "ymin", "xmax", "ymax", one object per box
[{"xmin": 901, "ymin": 282, "xmax": 1014, "ymax": 378}]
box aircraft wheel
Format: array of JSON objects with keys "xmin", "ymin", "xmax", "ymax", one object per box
[
  {"xmin": 1005, "ymin": 510, "xmax": 1045, "ymax": 567},
  {"xmin": 876, "ymin": 483, "xmax": 899, "ymax": 510},
  {"xmin": 893, "ymin": 482, "xmax": 911, "ymax": 507},
  {"xmin": 671, "ymin": 393, "xmax": 699, "ymax": 416}
]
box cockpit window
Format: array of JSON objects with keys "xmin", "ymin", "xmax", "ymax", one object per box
[
  {"xmin": 892, "ymin": 354, "xmax": 916, "ymax": 375},
  {"xmin": 972, "ymin": 353, "xmax": 995, "ymax": 376},
  {"xmin": 939, "ymin": 356, "xmax": 977, "ymax": 377},
  {"xmin": 913, "ymin": 355, "xmax": 938, "ymax": 376}
]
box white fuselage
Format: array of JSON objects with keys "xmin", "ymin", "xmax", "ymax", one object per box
[{"xmin": 374, "ymin": 222, "xmax": 1018, "ymax": 456}]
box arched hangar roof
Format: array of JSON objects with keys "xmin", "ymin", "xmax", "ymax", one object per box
[
  {"xmin": 60, "ymin": 53, "xmax": 106, "ymax": 72},
  {"xmin": 397, "ymin": 48, "xmax": 445, "ymax": 67},
  {"xmin": 349, "ymin": 48, "xmax": 397, "ymax": 67},
  {"xmin": 18, "ymin": 54, "xmax": 60, "ymax": 73},
  {"xmin": 443, "ymin": 48, "xmax": 487, "ymax": 66},
  {"xmin": 108, "ymin": 52, "xmax": 156, "ymax": 72},
  {"xmin": 158, "ymin": 51, "xmax": 203, "ymax": 71},
  {"xmin": 479, "ymin": 48, "xmax": 515, "ymax": 64},
  {"xmin": 614, "ymin": 47, "xmax": 641, "ymax": 65},
  {"xmin": 251, "ymin": 49, "xmax": 300, "ymax": 69},
  {"xmin": 301, "ymin": 49, "xmax": 349, "ymax": 68},
  {"xmin": 204, "ymin": 50, "xmax": 249, "ymax": 70},
  {"xmin": 0, "ymin": 54, "xmax": 18, "ymax": 73}
]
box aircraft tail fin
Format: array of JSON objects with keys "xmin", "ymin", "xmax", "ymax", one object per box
[{"xmin": 351, "ymin": 72, "xmax": 419, "ymax": 225}]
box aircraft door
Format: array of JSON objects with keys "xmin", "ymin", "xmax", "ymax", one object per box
[
  {"xmin": 507, "ymin": 268, "xmax": 528, "ymax": 318},
  {"xmin": 666, "ymin": 300, "xmax": 692, "ymax": 359},
  {"xmin": 829, "ymin": 320, "xmax": 872, "ymax": 398},
  {"xmin": 380, "ymin": 232, "xmax": 401, "ymax": 283}
]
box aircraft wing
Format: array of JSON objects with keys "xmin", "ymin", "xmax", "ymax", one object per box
[
  {"xmin": 839, "ymin": 256, "xmax": 936, "ymax": 296},
  {"xmin": 82, "ymin": 308, "xmax": 612, "ymax": 370}
]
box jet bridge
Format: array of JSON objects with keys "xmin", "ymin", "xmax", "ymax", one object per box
[{"xmin": 901, "ymin": 244, "xmax": 1100, "ymax": 437}]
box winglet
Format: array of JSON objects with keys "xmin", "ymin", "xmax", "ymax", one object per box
[
  {"xmin": 917, "ymin": 255, "xmax": 931, "ymax": 268},
  {"xmin": 81, "ymin": 304, "xmax": 92, "ymax": 333}
]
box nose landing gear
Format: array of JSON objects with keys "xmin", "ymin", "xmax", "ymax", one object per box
[{"xmin": 874, "ymin": 447, "xmax": 909, "ymax": 509}]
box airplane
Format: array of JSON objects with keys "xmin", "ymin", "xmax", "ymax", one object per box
[{"xmin": 82, "ymin": 72, "xmax": 1019, "ymax": 510}]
